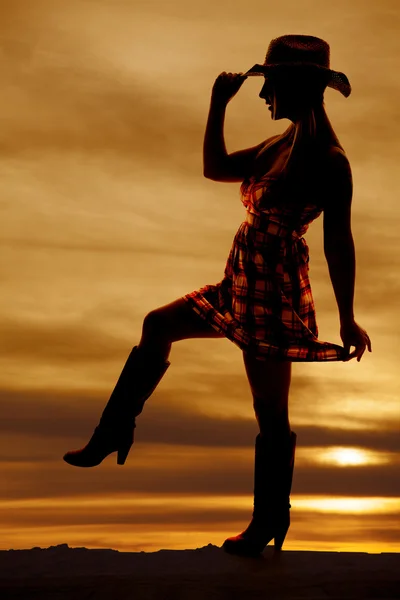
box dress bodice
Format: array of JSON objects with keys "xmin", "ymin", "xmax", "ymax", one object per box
[{"xmin": 240, "ymin": 174, "xmax": 323, "ymax": 239}]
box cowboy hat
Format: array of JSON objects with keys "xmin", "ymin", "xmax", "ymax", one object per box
[{"xmin": 245, "ymin": 34, "xmax": 351, "ymax": 98}]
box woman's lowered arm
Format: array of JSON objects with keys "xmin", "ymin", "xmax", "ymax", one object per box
[
  {"xmin": 322, "ymin": 150, "xmax": 371, "ymax": 361},
  {"xmin": 323, "ymin": 153, "xmax": 355, "ymax": 325}
]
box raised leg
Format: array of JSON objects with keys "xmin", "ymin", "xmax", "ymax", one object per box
[
  {"xmin": 137, "ymin": 297, "xmax": 224, "ymax": 361},
  {"xmin": 63, "ymin": 297, "xmax": 224, "ymax": 468},
  {"xmin": 102, "ymin": 297, "xmax": 225, "ymax": 423}
]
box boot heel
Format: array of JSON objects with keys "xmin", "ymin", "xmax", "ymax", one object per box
[
  {"xmin": 117, "ymin": 442, "xmax": 132, "ymax": 465},
  {"xmin": 274, "ymin": 523, "xmax": 289, "ymax": 551}
]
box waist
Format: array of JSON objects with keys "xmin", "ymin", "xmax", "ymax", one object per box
[{"xmin": 245, "ymin": 211, "xmax": 306, "ymax": 239}]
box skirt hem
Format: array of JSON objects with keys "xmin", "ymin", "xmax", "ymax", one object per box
[{"xmin": 182, "ymin": 293, "xmax": 345, "ymax": 363}]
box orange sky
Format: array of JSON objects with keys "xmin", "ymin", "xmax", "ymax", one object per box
[{"xmin": 1, "ymin": 0, "xmax": 399, "ymax": 553}]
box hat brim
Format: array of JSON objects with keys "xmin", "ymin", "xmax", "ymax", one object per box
[
  {"xmin": 245, "ymin": 64, "xmax": 278, "ymax": 76},
  {"xmin": 244, "ymin": 63, "xmax": 351, "ymax": 97}
]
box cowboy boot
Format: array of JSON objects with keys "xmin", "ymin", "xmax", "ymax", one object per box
[
  {"xmin": 63, "ymin": 345, "xmax": 170, "ymax": 468},
  {"xmin": 222, "ymin": 430, "xmax": 297, "ymax": 557}
]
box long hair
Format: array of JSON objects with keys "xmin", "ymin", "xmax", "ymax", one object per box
[{"xmin": 266, "ymin": 66, "xmax": 345, "ymax": 203}]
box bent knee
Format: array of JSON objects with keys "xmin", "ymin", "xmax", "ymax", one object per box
[{"xmin": 142, "ymin": 309, "xmax": 170, "ymax": 340}]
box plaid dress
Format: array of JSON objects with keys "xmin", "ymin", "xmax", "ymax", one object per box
[{"xmin": 182, "ymin": 174, "xmax": 346, "ymax": 361}]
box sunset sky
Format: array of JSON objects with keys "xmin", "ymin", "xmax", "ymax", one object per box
[{"xmin": 1, "ymin": 0, "xmax": 399, "ymax": 553}]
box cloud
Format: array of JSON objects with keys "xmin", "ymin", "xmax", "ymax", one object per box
[
  {"xmin": 0, "ymin": 317, "xmax": 129, "ymax": 364},
  {"xmin": 2, "ymin": 0, "xmax": 400, "ymax": 181},
  {"xmin": 2, "ymin": 498, "xmax": 399, "ymax": 539},
  {"xmin": 1, "ymin": 444, "xmax": 399, "ymax": 501},
  {"xmin": 0, "ymin": 26, "xmax": 205, "ymax": 179},
  {"xmin": 1, "ymin": 387, "xmax": 399, "ymax": 455}
]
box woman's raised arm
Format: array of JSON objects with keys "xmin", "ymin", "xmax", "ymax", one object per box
[{"xmin": 203, "ymin": 72, "xmax": 266, "ymax": 182}]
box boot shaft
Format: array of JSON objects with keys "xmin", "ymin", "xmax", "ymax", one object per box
[
  {"xmin": 253, "ymin": 430, "xmax": 297, "ymax": 516},
  {"xmin": 100, "ymin": 345, "xmax": 170, "ymax": 427}
]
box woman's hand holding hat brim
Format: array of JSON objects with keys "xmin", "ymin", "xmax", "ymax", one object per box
[{"xmin": 245, "ymin": 65, "xmax": 267, "ymax": 76}]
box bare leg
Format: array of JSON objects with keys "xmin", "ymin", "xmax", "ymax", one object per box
[
  {"xmin": 222, "ymin": 353, "xmax": 295, "ymax": 556},
  {"xmin": 137, "ymin": 297, "xmax": 224, "ymax": 361},
  {"xmin": 242, "ymin": 351, "xmax": 292, "ymax": 441}
]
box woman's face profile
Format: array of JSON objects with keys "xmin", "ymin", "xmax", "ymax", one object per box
[{"xmin": 259, "ymin": 70, "xmax": 321, "ymax": 122}]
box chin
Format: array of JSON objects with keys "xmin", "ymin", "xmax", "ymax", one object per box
[{"xmin": 272, "ymin": 110, "xmax": 289, "ymax": 122}]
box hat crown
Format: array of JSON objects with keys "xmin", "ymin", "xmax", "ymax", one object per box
[{"xmin": 265, "ymin": 35, "xmax": 330, "ymax": 69}]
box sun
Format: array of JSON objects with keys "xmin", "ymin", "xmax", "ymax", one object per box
[{"xmin": 323, "ymin": 447, "xmax": 369, "ymax": 466}]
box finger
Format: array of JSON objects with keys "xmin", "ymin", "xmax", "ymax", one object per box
[
  {"xmin": 355, "ymin": 341, "xmax": 366, "ymax": 361},
  {"xmin": 344, "ymin": 344, "xmax": 356, "ymax": 360},
  {"xmin": 357, "ymin": 347, "xmax": 366, "ymax": 362},
  {"xmin": 366, "ymin": 336, "xmax": 372, "ymax": 352},
  {"xmin": 347, "ymin": 347, "xmax": 358, "ymax": 360}
]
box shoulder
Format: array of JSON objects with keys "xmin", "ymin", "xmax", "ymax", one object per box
[
  {"xmin": 323, "ymin": 146, "xmax": 352, "ymax": 179},
  {"xmin": 320, "ymin": 146, "xmax": 353, "ymax": 229},
  {"xmin": 317, "ymin": 146, "xmax": 353, "ymax": 209}
]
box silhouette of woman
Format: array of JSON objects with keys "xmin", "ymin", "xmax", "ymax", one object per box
[{"xmin": 63, "ymin": 36, "xmax": 372, "ymax": 557}]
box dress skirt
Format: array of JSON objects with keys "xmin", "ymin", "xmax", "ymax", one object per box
[{"xmin": 182, "ymin": 176, "xmax": 346, "ymax": 362}]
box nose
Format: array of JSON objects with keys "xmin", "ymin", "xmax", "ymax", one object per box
[{"xmin": 259, "ymin": 81, "xmax": 270, "ymax": 100}]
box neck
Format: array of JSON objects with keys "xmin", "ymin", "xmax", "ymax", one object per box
[
  {"xmin": 293, "ymin": 103, "xmax": 338, "ymax": 147},
  {"xmin": 279, "ymin": 103, "xmax": 341, "ymax": 185}
]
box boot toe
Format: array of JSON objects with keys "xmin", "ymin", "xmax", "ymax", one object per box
[
  {"xmin": 222, "ymin": 533, "xmax": 265, "ymax": 557},
  {"xmin": 62, "ymin": 450, "xmax": 98, "ymax": 468},
  {"xmin": 222, "ymin": 537, "xmax": 263, "ymax": 557}
]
